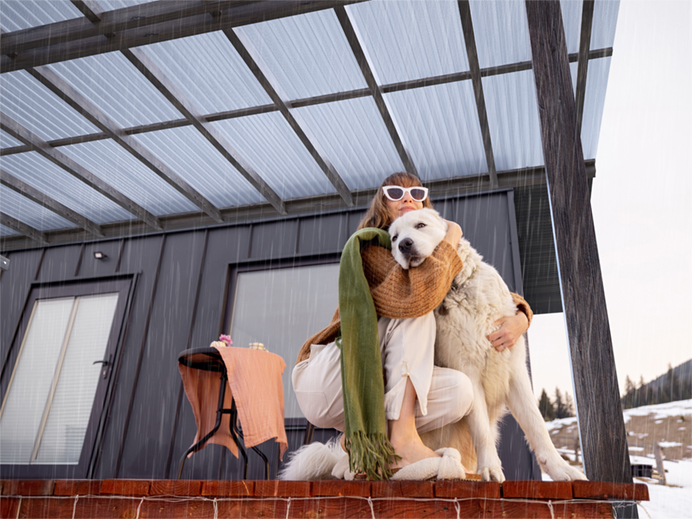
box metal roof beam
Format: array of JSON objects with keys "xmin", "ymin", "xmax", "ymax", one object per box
[
  {"xmin": 0, "ymin": 48, "xmax": 611, "ymax": 160},
  {"xmin": 28, "ymin": 66, "xmax": 223, "ymax": 223},
  {"xmin": 70, "ymin": 0, "xmax": 103, "ymax": 24},
  {"xmin": 0, "ymin": 211, "xmax": 49, "ymax": 245},
  {"xmin": 0, "ymin": 113, "xmax": 162, "ymax": 231},
  {"xmin": 334, "ymin": 6, "xmax": 418, "ymax": 178},
  {"xmin": 575, "ymin": 0, "xmax": 595, "ymax": 136},
  {"xmin": 0, "ymin": 169, "xmax": 104, "ymax": 237},
  {"xmin": 123, "ymin": 47, "xmax": 287, "ymax": 215},
  {"xmin": 458, "ymin": 0, "xmax": 498, "ymax": 189},
  {"xmin": 223, "ymin": 28, "xmax": 354, "ymax": 206},
  {"xmin": 1, "ymin": 1, "xmax": 367, "ymax": 73}
]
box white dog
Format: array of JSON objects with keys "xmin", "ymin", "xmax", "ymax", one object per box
[{"xmin": 388, "ymin": 208, "xmax": 586, "ymax": 483}]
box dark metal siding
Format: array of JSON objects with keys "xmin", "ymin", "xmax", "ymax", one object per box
[{"xmin": 0, "ymin": 190, "xmax": 539, "ymax": 481}]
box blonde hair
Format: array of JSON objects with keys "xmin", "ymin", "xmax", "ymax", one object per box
[{"xmin": 357, "ymin": 172, "xmax": 433, "ymax": 230}]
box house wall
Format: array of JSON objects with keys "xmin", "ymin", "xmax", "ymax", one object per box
[{"xmin": 0, "ymin": 189, "xmax": 539, "ymax": 480}]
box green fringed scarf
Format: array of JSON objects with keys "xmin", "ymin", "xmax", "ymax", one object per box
[{"xmin": 338, "ymin": 227, "xmax": 399, "ymax": 480}]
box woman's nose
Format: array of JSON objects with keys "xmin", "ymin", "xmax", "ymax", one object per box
[{"xmin": 402, "ymin": 191, "xmax": 414, "ymax": 202}]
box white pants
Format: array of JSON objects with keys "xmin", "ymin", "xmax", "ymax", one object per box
[{"xmin": 292, "ymin": 313, "xmax": 473, "ymax": 434}]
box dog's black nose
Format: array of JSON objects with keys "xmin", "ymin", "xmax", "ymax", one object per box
[{"xmin": 399, "ymin": 238, "xmax": 413, "ymax": 253}]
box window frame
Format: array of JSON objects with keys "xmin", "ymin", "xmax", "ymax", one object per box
[{"xmin": 0, "ymin": 276, "xmax": 133, "ymax": 479}]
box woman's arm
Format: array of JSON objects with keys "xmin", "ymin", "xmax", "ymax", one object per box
[{"xmin": 487, "ymin": 293, "xmax": 533, "ymax": 352}]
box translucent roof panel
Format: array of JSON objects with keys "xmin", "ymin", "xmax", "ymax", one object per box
[
  {"xmin": 0, "ymin": 152, "xmax": 135, "ymax": 224},
  {"xmin": 132, "ymin": 126, "xmax": 265, "ymax": 208},
  {"xmin": 234, "ymin": 9, "xmax": 367, "ymax": 101},
  {"xmin": 470, "ymin": 0, "xmax": 532, "ymax": 69},
  {"xmin": 581, "ymin": 57, "xmax": 611, "ymax": 160},
  {"xmin": 211, "ymin": 112, "xmax": 336, "ymax": 199},
  {"xmin": 59, "ymin": 140, "xmax": 200, "ymax": 216},
  {"xmin": 0, "ymin": 70, "xmax": 101, "ymax": 141},
  {"xmin": 294, "ymin": 97, "xmax": 405, "ymax": 191},
  {"xmin": 483, "ymin": 70, "xmax": 544, "ymax": 172},
  {"xmin": 560, "ymin": 0, "xmax": 583, "ymax": 55},
  {"xmin": 95, "ymin": 0, "xmax": 156, "ymax": 11},
  {"xmin": 137, "ymin": 32, "xmax": 272, "ymax": 115},
  {"xmin": 591, "ymin": 0, "xmax": 620, "ymax": 50},
  {"xmin": 0, "ymin": 0, "xmax": 82, "ymax": 32},
  {"xmin": 0, "ymin": 224, "xmax": 19, "ymax": 237},
  {"xmin": 0, "ymin": 130, "xmax": 24, "ymax": 149},
  {"xmin": 0, "ymin": 185, "xmax": 75, "ymax": 232},
  {"xmin": 45, "ymin": 52, "xmax": 183, "ymax": 129},
  {"xmin": 346, "ymin": 0, "xmax": 469, "ymax": 85},
  {"xmin": 384, "ymin": 81, "xmax": 487, "ymax": 181}
]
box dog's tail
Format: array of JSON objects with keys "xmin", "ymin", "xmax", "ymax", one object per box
[{"xmin": 278, "ymin": 437, "xmax": 345, "ymax": 481}]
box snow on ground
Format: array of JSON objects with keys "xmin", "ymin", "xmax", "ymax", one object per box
[
  {"xmin": 635, "ymin": 456, "xmax": 692, "ymax": 519},
  {"xmin": 541, "ymin": 399, "xmax": 692, "ymax": 518},
  {"xmin": 622, "ymin": 399, "xmax": 692, "ymax": 423}
]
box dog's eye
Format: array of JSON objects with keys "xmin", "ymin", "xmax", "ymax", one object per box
[
  {"xmin": 391, "ymin": 235, "xmax": 398, "ymax": 242},
  {"xmin": 415, "ymin": 222, "xmax": 426, "ymax": 229}
]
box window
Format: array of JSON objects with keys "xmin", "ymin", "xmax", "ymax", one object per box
[
  {"xmin": 0, "ymin": 278, "xmax": 131, "ymax": 478},
  {"xmin": 229, "ymin": 263, "xmax": 339, "ymax": 419}
]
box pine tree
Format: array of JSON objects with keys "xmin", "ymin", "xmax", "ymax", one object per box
[
  {"xmin": 554, "ymin": 387, "xmax": 569, "ymax": 419},
  {"xmin": 564, "ymin": 392, "xmax": 576, "ymax": 417},
  {"xmin": 622, "ymin": 375, "xmax": 636, "ymax": 409},
  {"xmin": 538, "ymin": 388, "xmax": 555, "ymax": 421}
]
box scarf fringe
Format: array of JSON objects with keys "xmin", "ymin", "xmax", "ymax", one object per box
[{"xmin": 345, "ymin": 431, "xmax": 399, "ymax": 480}]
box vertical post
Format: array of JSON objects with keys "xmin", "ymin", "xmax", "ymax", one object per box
[{"xmin": 525, "ymin": 1, "xmax": 632, "ymax": 484}]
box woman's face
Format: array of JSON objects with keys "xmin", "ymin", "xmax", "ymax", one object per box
[{"xmin": 385, "ymin": 185, "xmax": 424, "ymax": 221}]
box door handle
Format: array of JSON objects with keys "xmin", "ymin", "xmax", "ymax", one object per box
[{"xmin": 93, "ymin": 354, "xmax": 113, "ymax": 379}]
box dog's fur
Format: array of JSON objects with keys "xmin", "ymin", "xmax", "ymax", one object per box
[{"xmin": 389, "ymin": 209, "xmax": 586, "ymax": 482}]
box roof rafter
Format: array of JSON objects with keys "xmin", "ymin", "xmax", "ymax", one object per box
[
  {"xmin": 70, "ymin": 0, "xmax": 103, "ymax": 24},
  {"xmin": 122, "ymin": 47, "xmax": 287, "ymax": 215},
  {"xmin": 1, "ymin": 1, "xmax": 367, "ymax": 73},
  {"xmin": 0, "ymin": 211, "xmax": 48, "ymax": 245},
  {"xmin": 28, "ymin": 66, "xmax": 224, "ymax": 223},
  {"xmin": 575, "ymin": 0, "xmax": 595, "ymax": 136},
  {"xmin": 458, "ymin": 0, "xmax": 498, "ymax": 188},
  {"xmin": 0, "ymin": 168, "xmax": 104, "ymax": 237},
  {"xmin": 0, "ymin": 48, "xmax": 612, "ymax": 160},
  {"xmin": 0, "ymin": 113, "xmax": 163, "ymax": 231},
  {"xmin": 334, "ymin": 6, "xmax": 418, "ymax": 178},
  {"xmin": 223, "ymin": 28, "xmax": 354, "ymax": 206}
]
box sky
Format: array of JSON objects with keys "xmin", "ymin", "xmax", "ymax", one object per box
[{"xmin": 528, "ymin": 0, "xmax": 692, "ymax": 400}]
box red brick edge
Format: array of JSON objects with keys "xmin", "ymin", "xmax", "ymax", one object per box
[{"xmin": 0, "ymin": 479, "xmax": 649, "ymax": 502}]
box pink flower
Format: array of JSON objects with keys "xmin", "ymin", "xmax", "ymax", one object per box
[{"xmin": 219, "ymin": 334, "xmax": 232, "ymax": 346}]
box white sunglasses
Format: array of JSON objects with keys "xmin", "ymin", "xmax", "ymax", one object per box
[{"xmin": 382, "ymin": 185, "xmax": 429, "ymax": 202}]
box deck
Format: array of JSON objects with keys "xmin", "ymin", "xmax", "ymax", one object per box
[{"xmin": 0, "ymin": 479, "xmax": 648, "ymax": 518}]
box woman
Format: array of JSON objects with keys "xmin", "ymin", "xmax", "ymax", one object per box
[{"xmin": 292, "ymin": 172, "xmax": 531, "ymax": 479}]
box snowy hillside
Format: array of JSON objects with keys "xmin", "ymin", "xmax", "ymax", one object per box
[{"xmin": 542, "ymin": 399, "xmax": 692, "ymax": 518}]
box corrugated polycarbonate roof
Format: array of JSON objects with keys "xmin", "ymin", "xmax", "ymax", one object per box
[{"xmin": 0, "ymin": 0, "xmax": 620, "ymax": 246}]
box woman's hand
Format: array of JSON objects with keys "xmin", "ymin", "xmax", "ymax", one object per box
[
  {"xmin": 443, "ymin": 220, "xmax": 462, "ymax": 248},
  {"xmin": 488, "ymin": 312, "xmax": 529, "ymax": 352}
]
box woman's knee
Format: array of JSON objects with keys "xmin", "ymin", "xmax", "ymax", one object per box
[{"xmin": 447, "ymin": 371, "xmax": 474, "ymax": 423}]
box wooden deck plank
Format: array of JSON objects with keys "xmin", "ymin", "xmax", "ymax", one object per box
[
  {"xmin": 201, "ymin": 480, "xmax": 254, "ymax": 496},
  {"xmin": 149, "ymin": 479, "xmax": 203, "ymax": 496},
  {"xmin": 53, "ymin": 480, "xmax": 103, "ymax": 496},
  {"xmin": 572, "ymin": 480, "xmax": 649, "ymax": 501},
  {"xmin": 435, "ymin": 480, "xmax": 501, "ymax": 498},
  {"xmin": 1, "ymin": 480, "xmax": 55, "ymax": 496},
  {"xmin": 502, "ymin": 480, "xmax": 573, "ymax": 499},
  {"xmin": 100, "ymin": 479, "xmax": 151, "ymax": 495},
  {"xmin": 311, "ymin": 480, "xmax": 371, "ymax": 496}
]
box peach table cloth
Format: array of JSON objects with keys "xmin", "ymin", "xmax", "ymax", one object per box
[{"xmin": 178, "ymin": 346, "xmax": 288, "ymax": 460}]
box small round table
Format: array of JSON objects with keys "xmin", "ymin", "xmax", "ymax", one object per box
[{"xmin": 177, "ymin": 347, "xmax": 269, "ymax": 479}]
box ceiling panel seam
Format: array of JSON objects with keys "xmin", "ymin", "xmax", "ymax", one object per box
[
  {"xmin": 27, "ymin": 66, "xmax": 224, "ymax": 223},
  {"xmin": 575, "ymin": 0, "xmax": 595, "ymax": 137},
  {"xmin": 0, "ymin": 112, "xmax": 162, "ymax": 231},
  {"xmin": 223, "ymin": 27, "xmax": 354, "ymax": 206},
  {"xmin": 334, "ymin": 6, "xmax": 418, "ymax": 178},
  {"xmin": 0, "ymin": 168, "xmax": 104, "ymax": 237},
  {"xmin": 457, "ymin": 0, "xmax": 497, "ymax": 188},
  {"xmin": 121, "ymin": 47, "xmax": 287, "ymax": 216}
]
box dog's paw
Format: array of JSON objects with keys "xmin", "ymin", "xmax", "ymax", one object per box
[
  {"xmin": 479, "ymin": 465, "xmax": 505, "ymax": 483},
  {"xmin": 541, "ymin": 458, "xmax": 587, "ymax": 481}
]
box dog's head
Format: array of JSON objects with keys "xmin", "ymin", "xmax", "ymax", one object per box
[{"xmin": 388, "ymin": 208, "xmax": 448, "ymax": 269}]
